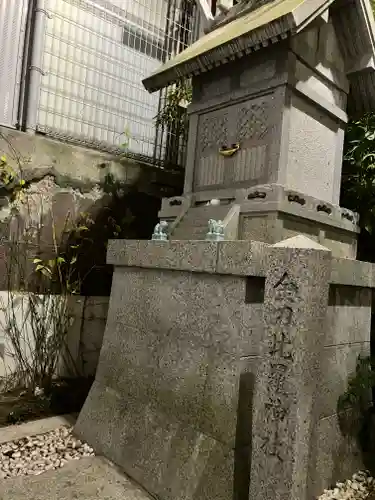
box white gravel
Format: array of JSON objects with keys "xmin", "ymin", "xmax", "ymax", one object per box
[
  {"xmin": 0, "ymin": 427, "xmax": 373, "ymax": 498},
  {"xmin": 318, "ymin": 471, "xmax": 375, "ymax": 500},
  {"xmin": 0, "ymin": 426, "xmax": 95, "ymax": 478}
]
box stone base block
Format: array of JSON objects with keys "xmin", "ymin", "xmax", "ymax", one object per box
[
  {"xmin": 76, "ymin": 380, "xmax": 242, "ymax": 500},
  {"xmin": 159, "ymin": 185, "xmax": 359, "ymax": 258}
]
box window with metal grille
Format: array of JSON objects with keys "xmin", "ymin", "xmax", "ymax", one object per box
[{"xmin": 122, "ymin": 24, "xmax": 164, "ymax": 61}]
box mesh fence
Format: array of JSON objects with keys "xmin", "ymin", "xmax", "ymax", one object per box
[
  {"xmin": 35, "ymin": 0, "xmax": 197, "ymax": 167},
  {"xmin": 154, "ymin": 0, "xmax": 197, "ymax": 170}
]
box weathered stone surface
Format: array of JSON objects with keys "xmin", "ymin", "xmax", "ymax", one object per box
[
  {"xmin": 330, "ymin": 258, "xmax": 374, "ymax": 287},
  {"xmin": 216, "ymin": 240, "xmax": 268, "ymax": 275},
  {"xmin": 75, "ymin": 237, "xmax": 375, "ymax": 500},
  {"xmin": 250, "ymin": 237, "xmax": 332, "ymax": 500},
  {"xmin": 308, "ymin": 413, "xmax": 364, "ymax": 499},
  {"xmin": 90, "ymin": 266, "xmax": 263, "ymax": 445},
  {"xmin": 76, "ymin": 381, "xmax": 236, "ymax": 500},
  {"xmin": 317, "ymin": 343, "xmax": 371, "ymax": 419},
  {"xmin": 76, "ymin": 241, "xmax": 269, "ymax": 500},
  {"xmin": 0, "ymin": 457, "xmax": 150, "ymax": 500},
  {"xmin": 327, "ymin": 286, "xmax": 372, "ymax": 345},
  {"xmin": 107, "ymin": 239, "xmax": 219, "ymax": 273}
]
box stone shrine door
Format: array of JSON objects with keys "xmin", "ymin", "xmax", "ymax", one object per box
[{"xmin": 193, "ymin": 95, "xmax": 271, "ymax": 191}]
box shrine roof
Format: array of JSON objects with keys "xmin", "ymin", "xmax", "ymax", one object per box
[{"xmin": 143, "ymin": 0, "xmax": 334, "ymax": 92}]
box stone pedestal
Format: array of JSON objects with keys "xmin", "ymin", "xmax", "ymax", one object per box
[
  {"xmin": 162, "ymin": 184, "xmax": 359, "ymax": 257},
  {"xmin": 75, "ymin": 237, "xmax": 373, "ymax": 500}
]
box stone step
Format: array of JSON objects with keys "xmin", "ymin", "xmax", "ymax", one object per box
[
  {"xmin": 172, "ymin": 228, "xmax": 207, "ymax": 240},
  {"xmin": 170, "ymin": 205, "xmax": 230, "ymax": 238},
  {"xmin": 170, "ymin": 205, "xmax": 231, "ymax": 240},
  {"xmin": 178, "ymin": 218, "xmax": 211, "ymax": 228},
  {"xmin": 183, "ymin": 205, "xmax": 230, "ymax": 218},
  {"xmin": 0, "ymin": 457, "xmax": 151, "ymax": 500},
  {"xmin": 172, "ymin": 235, "xmax": 207, "ymax": 240}
]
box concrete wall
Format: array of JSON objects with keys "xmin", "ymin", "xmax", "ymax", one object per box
[
  {"xmin": 0, "ymin": 127, "xmax": 183, "ymax": 294},
  {"xmin": 75, "ymin": 238, "xmax": 375, "ymax": 500},
  {"xmin": 0, "ymin": 293, "xmax": 109, "ymax": 381},
  {"xmin": 308, "ymin": 285, "xmax": 372, "ymax": 497},
  {"xmin": 65, "ymin": 296, "xmax": 110, "ymax": 378},
  {"xmin": 0, "ymin": 127, "xmax": 182, "ymax": 230},
  {"xmin": 0, "ymin": 127, "xmax": 137, "ymax": 250}
]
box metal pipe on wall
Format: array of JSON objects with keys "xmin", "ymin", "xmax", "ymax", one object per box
[{"xmin": 22, "ymin": 0, "xmax": 49, "ymax": 133}]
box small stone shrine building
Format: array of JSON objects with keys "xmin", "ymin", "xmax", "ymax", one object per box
[
  {"xmin": 144, "ymin": 0, "xmax": 375, "ymax": 258},
  {"xmin": 75, "ymin": 2, "xmax": 375, "ymax": 500}
]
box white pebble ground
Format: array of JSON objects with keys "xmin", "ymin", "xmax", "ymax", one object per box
[
  {"xmin": 0, "ymin": 426, "xmax": 94, "ymax": 478},
  {"xmin": 318, "ymin": 471, "xmax": 375, "ymax": 500}
]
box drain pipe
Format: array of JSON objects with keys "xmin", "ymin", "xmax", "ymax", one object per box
[
  {"xmin": 17, "ymin": 0, "xmax": 36, "ymax": 130},
  {"xmin": 20, "ymin": 0, "xmax": 49, "ymax": 133}
]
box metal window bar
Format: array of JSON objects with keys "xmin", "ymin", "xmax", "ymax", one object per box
[
  {"xmin": 26, "ymin": 0, "xmax": 198, "ymax": 168},
  {"xmin": 154, "ymin": 0, "xmax": 197, "ymax": 172}
]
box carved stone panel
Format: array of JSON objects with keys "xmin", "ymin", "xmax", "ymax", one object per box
[
  {"xmin": 198, "ymin": 110, "xmax": 229, "ymax": 156},
  {"xmin": 259, "ymin": 271, "xmax": 300, "ymax": 463},
  {"xmin": 233, "ymin": 145, "xmax": 267, "ymax": 183},
  {"xmin": 194, "ymin": 95, "xmax": 272, "ymax": 190},
  {"xmin": 195, "ymin": 108, "xmax": 229, "ymax": 189},
  {"xmin": 197, "ymin": 155, "xmax": 225, "ymax": 187},
  {"xmin": 236, "ymin": 99, "xmax": 269, "ymax": 143},
  {"xmin": 232, "ymin": 96, "xmax": 271, "ymax": 184}
]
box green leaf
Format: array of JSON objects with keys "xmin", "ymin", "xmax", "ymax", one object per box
[
  {"xmin": 33, "ymin": 258, "xmax": 43, "ymax": 264},
  {"xmin": 40, "ymin": 268, "xmax": 52, "ymax": 278},
  {"xmin": 70, "ymin": 256, "xmax": 77, "ymax": 265},
  {"xmin": 35, "ymin": 265, "xmax": 52, "ymax": 277},
  {"xmin": 57, "ymin": 256, "xmax": 66, "ymax": 264}
]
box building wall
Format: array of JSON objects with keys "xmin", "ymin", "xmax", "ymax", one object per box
[
  {"xmin": 0, "ymin": 126, "xmax": 183, "ymax": 296},
  {"xmin": 36, "ymin": 0, "xmax": 166, "ymax": 157},
  {"xmin": 0, "ymin": 0, "xmax": 29, "ymax": 128}
]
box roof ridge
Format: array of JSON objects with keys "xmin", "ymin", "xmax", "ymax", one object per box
[{"xmin": 208, "ymin": 0, "xmax": 280, "ymax": 32}]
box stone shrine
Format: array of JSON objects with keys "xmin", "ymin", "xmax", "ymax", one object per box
[
  {"xmin": 143, "ymin": 0, "xmax": 375, "ymax": 258},
  {"xmin": 75, "ymin": 2, "xmax": 375, "ymax": 500}
]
